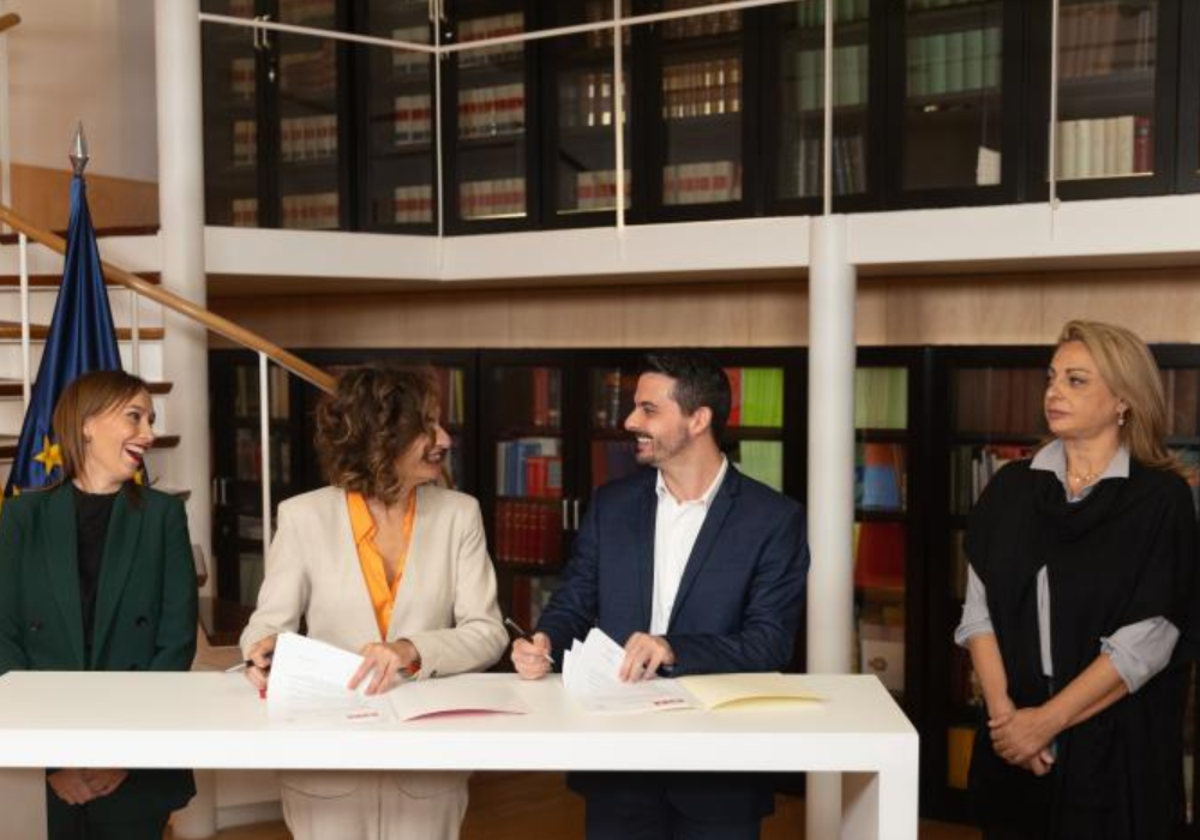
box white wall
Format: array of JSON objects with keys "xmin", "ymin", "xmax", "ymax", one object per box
[{"xmin": 4, "ymin": 0, "xmax": 158, "ymax": 181}]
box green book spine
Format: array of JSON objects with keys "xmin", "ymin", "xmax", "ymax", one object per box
[
  {"xmin": 945, "ymin": 30, "xmax": 965, "ymax": 93},
  {"xmin": 964, "ymin": 28, "xmax": 984, "ymax": 91},
  {"xmin": 927, "ymin": 33, "xmax": 948, "ymax": 95},
  {"xmin": 983, "ymin": 27, "xmax": 1001, "ymax": 89}
]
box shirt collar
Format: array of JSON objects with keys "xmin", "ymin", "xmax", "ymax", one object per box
[
  {"xmin": 655, "ymin": 457, "xmax": 729, "ymax": 507},
  {"xmin": 1031, "ymin": 438, "xmax": 1130, "ymax": 484},
  {"xmin": 346, "ymin": 491, "xmax": 377, "ymax": 548}
]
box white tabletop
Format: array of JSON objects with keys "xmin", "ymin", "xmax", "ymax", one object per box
[{"xmin": 0, "ymin": 672, "xmax": 915, "ymax": 774}]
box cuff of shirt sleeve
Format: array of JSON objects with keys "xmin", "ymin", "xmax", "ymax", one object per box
[
  {"xmin": 1100, "ymin": 637, "xmax": 1144, "ymax": 693},
  {"xmin": 953, "ymin": 619, "xmax": 995, "ymax": 649}
]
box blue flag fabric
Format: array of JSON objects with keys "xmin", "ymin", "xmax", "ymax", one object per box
[{"xmin": 4, "ymin": 175, "xmax": 122, "ymax": 495}]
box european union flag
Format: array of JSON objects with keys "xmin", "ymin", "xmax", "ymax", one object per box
[{"xmin": 4, "ymin": 174, "xmax": 122, "ymax": 495}]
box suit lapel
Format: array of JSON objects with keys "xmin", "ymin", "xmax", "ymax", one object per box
[
  {"xmin": 337, "ymin": 489, "xmax": 388, "ymax": 643},
  {"xmin": 634, "ymin": 475, "xmax": 657, "ymax": 631},
  {"xmin": 385, "ymin": 485, "xmax": 426, "ymax": 641},
  {"xmin": 43, "ymin": 485, "xmax": 85, "ymax": 668},
  {"xmin": 667, "ymin": 468, "xmax": 738, "ymax": 630},
  {"xmin": 91, "ymin": 486, "xmax": 143, "ymax": 667}
]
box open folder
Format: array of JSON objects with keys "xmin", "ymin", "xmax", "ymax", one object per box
[
  {"xmin": 563, "ymin": 628, "xmax": 823, "ymax": 714},
  {"xmin": 267, "ymin": 632, "xmax": 529, "ymax": 726}
]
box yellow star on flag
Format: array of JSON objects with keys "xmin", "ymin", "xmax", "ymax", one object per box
[{"xmin": 32, "ymin": 435, "xmax": 63, "ymax": 475}]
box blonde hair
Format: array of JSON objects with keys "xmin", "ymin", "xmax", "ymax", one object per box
[
  {"xmin": 52, "ymin": 370, "xmax": 151, "ymax": 481},
  {"xmin": 1056, "ymin": 320, "xmax": 1181, "ymax": 474}
]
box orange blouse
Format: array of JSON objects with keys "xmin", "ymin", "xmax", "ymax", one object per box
[{"xmin": 346, "ymin": 490, "xmax": 417, "ymax": 640}]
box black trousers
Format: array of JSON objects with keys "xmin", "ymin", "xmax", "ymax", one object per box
[
  {"xmin": 584, "ymin": 785, "xmax": 762, "ymax": 840},
  {"xmin": 46, "ymin": 788, "xmax": 169, "ymax": 840}
]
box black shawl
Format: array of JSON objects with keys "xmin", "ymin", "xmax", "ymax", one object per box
[{"xmin": 964, "ymin": 459, "xmax": 1198, "ymax": 840}]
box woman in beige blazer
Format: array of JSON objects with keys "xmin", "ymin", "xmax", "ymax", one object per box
[{"xmin": 239, "ymin": 366, "xmax": 508, "ymax": 840}]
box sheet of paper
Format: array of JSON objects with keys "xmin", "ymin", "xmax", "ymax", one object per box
[
  {"xmin": 387, "ymin": 673, "xmax": 530, "ymax": 721},
  {"xmin": 562, "ymin": 628, "xmax": 698, "ymax": 714},
  {"xmin": 267, "ymin": 632, "xmax": 393, "ymax": 726},
  {"xmin": 677, "ymin": 673, "xmax": 824, "ymax": 710}
]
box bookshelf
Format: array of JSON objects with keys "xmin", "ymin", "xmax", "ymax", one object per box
[
  {"xmin": 1028, "ymin": 0, "xmax": 1178, "ymax": 202},
  {"xmin": 926, "ymin": 345, "xmax": 1200, "ymax": 827},
  {"xmin": 445, "ymin": 0, "xmax": 538, "ymax": 230},
  {"xmin": 1178, "ymin": 0, "xmax": 1200, "ymax": 194},
  {"xmin": 889, "ymin": 0, "xmax": 1018, "ymax": 206},
  {"xmin": 355, "ymin": 0, "xmax": 437, "ymax": 232}
]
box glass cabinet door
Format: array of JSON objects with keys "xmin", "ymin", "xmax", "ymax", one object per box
[
  {"xmin": 776, "ymin": 0, "xmax": 874, "ymax": 204},
  {"xmin": 897, "ymin": 0, "xmax": 1007, "ymax": 196},
  {"xmin": 654, "ymin": 0, "xmax": 746, "ymax": 211},
  {"xmin": 274, "ymin": 0, "xmax": 346, "ymax": 230},
  {"xmin": 450, "ymin": 0, "xmax": 531, "ymax": 225},
  {"xmin": 547, "ymin": 0, "xmax": 633, "ymax": 222},
  {"xmin": 202, "ymin": 0, "xmax": 263, "ymax": 227},
  {"xmin": 359, "ymin": 0, "xmax": 436, "ymax": 232}
]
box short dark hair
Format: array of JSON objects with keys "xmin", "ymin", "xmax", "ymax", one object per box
[
  {"xmin": 314, "ymin": 365, "xmax": 439, "ymax": 505},
  {"xmin": 641, "ymin": 351, "xmax": 731, "ymax": 441}
]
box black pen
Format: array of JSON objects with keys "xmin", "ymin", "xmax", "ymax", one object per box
[
  {"xmin": 504, "ymin": 618, "xmax": 555, "ymax": 664},
  {"xmin": 226, "ymin": 652, "xmax": 272, "ymax": 673}
]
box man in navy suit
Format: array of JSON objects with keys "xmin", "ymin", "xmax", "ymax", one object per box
[{"xmin": 513, "ymin": 351, "xmax": 810, "ymax": 840}]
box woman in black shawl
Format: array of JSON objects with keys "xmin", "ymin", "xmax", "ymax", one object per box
[{"xmin": 956, "ymin": 320, "xmax": 1198, "ymax": 840}]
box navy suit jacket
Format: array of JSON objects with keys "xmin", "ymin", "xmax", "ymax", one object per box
[{"xmin": 536, "ymin": 464, "xmax": 810, "ymax": 821}]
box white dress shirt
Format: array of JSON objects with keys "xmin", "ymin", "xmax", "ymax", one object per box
[{"xmin": 650, "ymin": 458, "xmax": 729, "ymax": 635}]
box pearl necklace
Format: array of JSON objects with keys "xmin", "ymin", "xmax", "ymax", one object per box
[{"xmin": 1066, "ymin": 469, "xmax": 1099, "ymax": 487}]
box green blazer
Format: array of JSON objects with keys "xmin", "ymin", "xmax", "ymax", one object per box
[{"xmin": 0, "ymin": 482, "xmax": 198, "ymax": 822}]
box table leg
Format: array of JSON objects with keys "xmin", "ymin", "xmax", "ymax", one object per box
[
  {"xmin": 841, "ymin": 771, "xmax": 878, "ymax": 840},
  {"xmin": 0, "ymin": 768, "xmax": 46, "ymax": 840}
]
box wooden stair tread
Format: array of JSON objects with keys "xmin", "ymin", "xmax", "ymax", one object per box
[
  {"xmin": 0, "ymin": 433, "xmax": 178, "ymax": 460},
  {"xmin": 0, "ymin": 322, "xmax": 165, "ymax": 341},
  {"xmin": 0, "ymin": 272, "xmax": 161, "ymax": 288},
  {"xmin": 0, "ymin": 225, "xmax": 160, "ymax": 246},
  {"xmin": 0, "ymin": 379, "xmax": 172, "ymax": 397}
]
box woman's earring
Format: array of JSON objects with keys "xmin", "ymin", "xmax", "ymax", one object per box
[{"xmin": 1117, "ymin": 411, "xmax": 1126, "ymax": 427}]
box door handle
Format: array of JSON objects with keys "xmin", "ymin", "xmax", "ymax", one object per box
[
  {"xmin": 562, "ymin": 498, "xmax": 570, "ymax": 531},
  {"xmin": 573, "ymin": 499, "xmax": 581, "ymax": 531}
]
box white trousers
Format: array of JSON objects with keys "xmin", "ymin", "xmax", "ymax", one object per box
[{"xmin": 278, "ymin": 770, "xmax": 470, "ymax": 840}]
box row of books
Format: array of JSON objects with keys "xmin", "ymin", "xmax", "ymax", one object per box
[
  {"xmin": 662, "ymin": 0, "xmax": 740, "ymax": 40},
  {"xmin": 733, "ymin": 440, "xmax": 783, "ymax": 492},
  {"xmin": 281, "ymin": 191, "xmax": 340, "ymax": 230},
  {"xmin": 280, "ymin": 114, "xmax": 338, "ymax": 163},
  {"xmin": 231, "ymin": 198, "xmax": 258, "ymax": 227},
  {"xmin": 796, "ymin": 0, "xmax": 870, "ymax": 27},
  {"xmin": 233, "ymin": 428, "xmax": 293, "ymax": 484},
  {"xmin": 278, "ymin": 0, "xmax": 335, "ymax": 27},
  {"xmin": 662, "ymin": 160, "xmax": 742, "ymax": 205},
  {"xmin": 727, "ymin": 367, "xmax": 784, "ymax": 428},
  {"xmin": 949, "ymin": 444, "xmax": 1036, "ymax": 514},
  {"xmin": 856, "ymin": 442, "xmax": 905, "ymax": 512},
  {"xmin": 238, "ymin": 514, "xmax": 264, "ymax": 542},
  {"xmin": 458, "ymin": 13, "xmax": 525, "ymax": 68},
  {"xmin": 954, "ymin": 367, "xmax": 1046, "ymax": 435},
  {"xmin": 497, "ymin": 438, "xmax": 563, "ymax": 499},
  {"xmin": 907, "ymin": 28, "xmax": 1002, "ymax": 98},
  {"xmin": 796, "ymin": 45, "xmax": 869, "ymax": 111},
  {"xmin": 393, "ymin": 94, "xmax": 433, "ymax": 146},
  {"xmin": 662, "ymin": 59, "xmax": 742, "ymax": 121},
  {"xmin": 788, "ymin": 134, "xmax": 868, "ymax": 198},
  {"xmin": 909, "ymin": 0, "xmax": 988, "ymax": 10},
  {"xmin": 591, "ymin": 440, "xmax": 639, "ymax": 488},
  {"xmin": 855, "ymin": 367, "xmax": 908, "ymax": 430},
  {"xmin": 280, "ymin": 45, "xmax": 336, "ymax": 95},
  {"xmin": 949, "ymin": 528, "xmax": 969, "ymax": 601},
  {"xmin": 233, "ymin": 364, "xmax": 292, "ymax": 420},
  {"xmin": 494, "ymin": 500, "xmax": 564, "ymax": 567},
  {"xmin": 230, "ymin": 57, "xmax": 255, "ymax": 100},
  {"xmin": 460, "ymin": 178, "xmax": 526, "ymax": 219},
  {"xmin": 574, "ymin": 170, "xmax": 632, "ymax": 212},
  {"xmin": 1163, "ymin": 369, "xmax": 1200, "ymax": 437},
  {"xmin": 391, "ymin": 26, "xmax": 432, "ymax": 76},
  {"xmin": 393, "ymin": 185, "xmax": 434, "ymax": 224},
  {"xmin": 1056, "ymin": 115, "xmax": 1153, "ymax": 180},
  {"xmin": 232, "ymin": 120, "xmax": 257, "ymax": 167},
  {"xmin": 492, "ymin": 367, "xmax": 562, "ymax": 430},
  {"xmin": 431, "ymin": 367, "xmax": 467, "ymax": 427},
  {"xmin": 1059, "ymin": 2, "xmax": 1154, "ymax": 80},
  {"xmin": 853, "ymin": 521, "xmax": 905, "ymax": 590},
  {"xmin": 458, "ymin": 84, "xmax": 525, "ymax": 139},
  {"xmin": 238, "ymin": 552, "xmax": 265, "ymax": 608},
  {"xmin": 582, "ymin": 0, "xmax": 632, "ymax": 51},
  {"xmin": 560, "ymin": 73, "xmax": 626, "ymax": 130},
  {"xmin": 510, "ymin": 573, "xmax": 560, "ymax": 631},
  {"xmin": 592, "ymin": 369, "xmax": 637, "ymax": 428}
]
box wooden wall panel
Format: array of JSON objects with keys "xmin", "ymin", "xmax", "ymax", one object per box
[{"xmin": 7, "ymin": 164, "xmax": 158, "ymax": 230}]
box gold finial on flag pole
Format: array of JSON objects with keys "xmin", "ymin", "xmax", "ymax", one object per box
[{"xmin": 69, "ymin": 122, "xmax": 89, "ymax": 176}]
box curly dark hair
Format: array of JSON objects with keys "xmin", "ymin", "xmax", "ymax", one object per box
[{"xmin": 314, "ymin": 366, "xmax": 439, "ymax": 504}]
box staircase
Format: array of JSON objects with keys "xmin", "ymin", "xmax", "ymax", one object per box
[{"xmin": 0, "ymin": 230, "xmax": 181, "ymax": 489}]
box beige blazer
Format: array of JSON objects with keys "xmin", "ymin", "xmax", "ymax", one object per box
[{"xmin": 240, "ymin": 484, "xmax": 507, "ymax": 678}]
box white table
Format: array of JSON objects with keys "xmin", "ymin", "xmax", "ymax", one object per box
[{"xmin": 0, "ymin": 672, "xmax": 917, "ymax": 839}]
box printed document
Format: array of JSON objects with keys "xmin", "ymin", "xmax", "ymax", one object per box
[
  {"xmin": 562, "ymin": 628, "xmax": 823, "ymax": 713},
  {"xmin": 267, "ymin": 632, "xmax": 529, "ymax": 725}
]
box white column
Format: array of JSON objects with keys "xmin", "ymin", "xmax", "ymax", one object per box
[
  {"xmin": 154, "ymin": 1, "xmax": 215, "ymax": 837},
  {"xmin": 805, "ymin": 214, "xmax": 857, "ymax": 840}
]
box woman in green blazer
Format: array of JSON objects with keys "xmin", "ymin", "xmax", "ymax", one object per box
[{"xmin": 0, "ymin": 370, "xmax": 198, "ymax": 840}]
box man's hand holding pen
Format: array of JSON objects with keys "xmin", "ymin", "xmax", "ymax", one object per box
[{"xmin": 506, "ymin": 618, "xmax": 555, "ymax": 680}]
